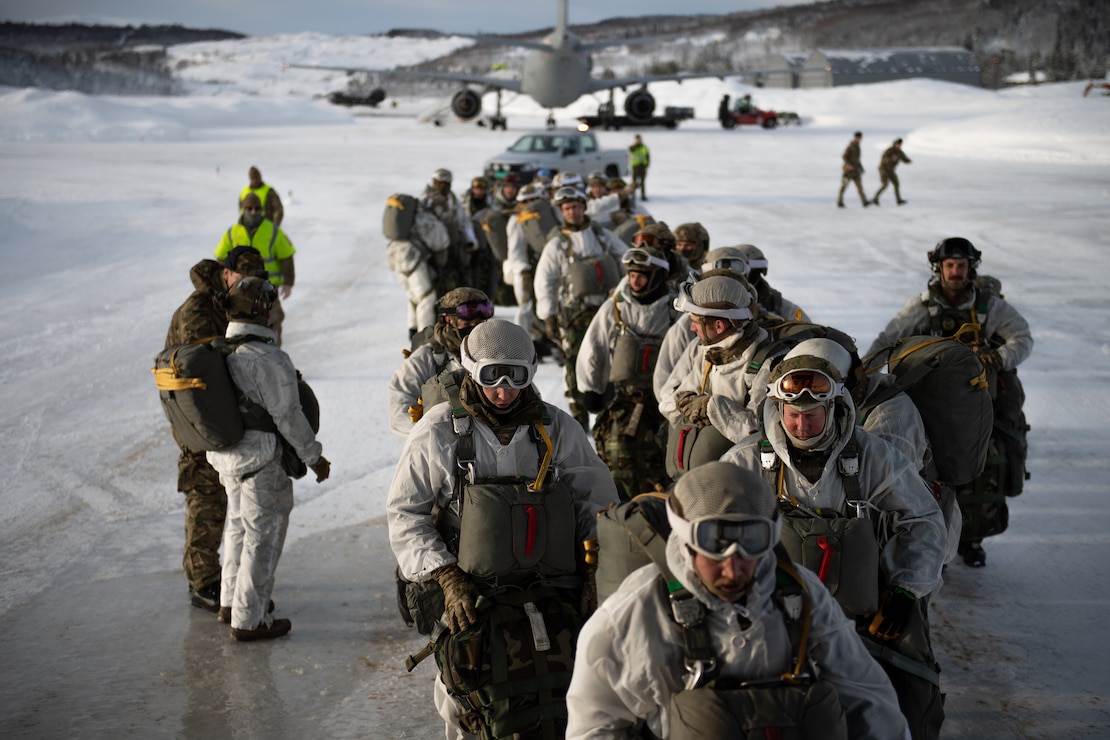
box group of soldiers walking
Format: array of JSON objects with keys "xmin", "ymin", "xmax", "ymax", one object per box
[{"xmin": 382, "ymin": 163, "xmax": 1032, "ymax": 739}]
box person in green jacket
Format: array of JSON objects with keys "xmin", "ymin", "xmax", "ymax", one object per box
[
  {"xmin": 872, "ymin": 138, "xmax": 912, "ymax": 206},
  {"xmin": 838, "ymin": 131, "xmax": 870, "ymax": 209}
]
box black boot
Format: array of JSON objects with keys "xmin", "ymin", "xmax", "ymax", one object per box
[{"xmin": 958, "ymin": 541, "xmax": 986, "ymax": 567}]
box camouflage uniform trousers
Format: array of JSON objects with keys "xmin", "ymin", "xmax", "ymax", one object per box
[
  {"xmin": 178, "ymin": 448, "xmax": 227, "ymax": 591},
  {"xmin": 592, "ymin": 390, "xmax": 670, "ymax": 501},
  {"xmin": 559, "ymin": 307, "xmax": 600, "ymax": 429},
  {"xmin": 873, "ymin": 169, "xmax": 902, "ymax": 203},
  {"xmin": 838, "ymin": 172, "xmax": 869, "ymax": 206}
]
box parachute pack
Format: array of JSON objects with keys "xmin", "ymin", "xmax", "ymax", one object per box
[
  {"xmin": 517, "ymin": 199, "xmax": 559, "ymax": 257},
  {"xmin": 860, "ymin": 334, "xmax": 993, "ymax": 488},
  {"xmin": 153, "ymin": 336, "xmax": 319, "ymax": 475},
  {"xmin": 382, "ymin": 193, "xmax": 418, "ymax": 241}
]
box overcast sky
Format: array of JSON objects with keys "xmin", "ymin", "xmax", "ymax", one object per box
[{"xmin": 5, "ymin": 0, "xmax": 816, "ymax": 36}]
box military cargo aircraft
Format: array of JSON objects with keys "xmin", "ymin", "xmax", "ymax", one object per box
[{"xmin": 286, "ymin": 0, "xmax": 730, "ymax": 129}]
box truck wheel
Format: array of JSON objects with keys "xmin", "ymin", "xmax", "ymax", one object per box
[
  {"xmin": 721, "ymin": 117, "xmax": 737, "ymax": 130},
  {"xmin": 763, "ymin": 117, "xmax": 777, "ymax": 129}
]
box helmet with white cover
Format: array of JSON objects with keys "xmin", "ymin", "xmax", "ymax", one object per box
[
  {"xmin": 460, "ymin": 319, "xmax": 538, "ymax": 389},
  {"xmin": 667, "ymin": 461, "xmax": 781, "ymax": 562}
]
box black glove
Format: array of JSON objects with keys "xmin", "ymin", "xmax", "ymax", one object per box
[
  {"xmin": 432, "ymin": 563, "xmax": 479, "ymax": 634},
  {"xmin": 310, "ymin": 455, "xmax": 331, "ymax": 483},
  {"xmin": 868, "ymin": 587, "xmax": 916, "ymax": 641},
  {"xmin": 582, "ymin": 390, "xmax": 606, "ymax": 414}
]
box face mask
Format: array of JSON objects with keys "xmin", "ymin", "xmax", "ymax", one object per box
[{"xmin": 242, "ymin": 211, "xmax": 264, "ymax": 229}]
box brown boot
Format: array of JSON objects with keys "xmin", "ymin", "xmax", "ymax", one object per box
[
  {"xmin": 218, "ymin": 600, "xmax": 275, "ymax": 623},
  {"xmin": 231, "ymin": 617, "xmax": 292, "ymax": 642}
]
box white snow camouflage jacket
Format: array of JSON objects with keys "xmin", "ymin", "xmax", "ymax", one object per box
[
  {"xmin": 565, "ymin": 535, "xmax": 910, "ymax": 739},
  {"xmin": 206, "ymin": 322, "xmax": 322, "ymax": 478}
]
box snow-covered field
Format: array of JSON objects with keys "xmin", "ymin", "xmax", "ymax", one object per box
[{"xmin": 1, "ymin": 31, "xmax": 1109, "ymax": 738}]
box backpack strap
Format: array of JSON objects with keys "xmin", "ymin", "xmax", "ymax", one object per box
[
  {"xmin": 213, "ymin": 334, "xmax": 278, "ymax": 431},
  {"xmin": 837, "ymin": 431, "xmax": 869, "ymax": 519}
]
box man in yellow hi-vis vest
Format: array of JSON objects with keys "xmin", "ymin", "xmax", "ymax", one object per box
[
  {"xmin": 239, "ymin": 166, "xmax": 284, "ymax": 227},
  {"xmin": 628, "ymin": 134, "xmax": 651, "ymax": 201},
  {"xmin": 216, "ymin": 192, "xmax": 296, "ymax": 343}
]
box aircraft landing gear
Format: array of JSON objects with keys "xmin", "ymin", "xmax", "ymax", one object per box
[{"xmin": 489, "ymin": 89, "xmax": 508, "ymax": 130}]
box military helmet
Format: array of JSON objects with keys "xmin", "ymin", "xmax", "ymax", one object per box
[
  {"xmin": 767, "ymin": 344, "xmax": 850, "ymax": 451},
  {"xmin": 674, "ymin": 223, "xmax": 710, "ymax": 249},
  {"xmin": 737, "ymin": 244, "xmax": 769, "ymax": 278},
  {"xmin": 700, "ymin": 246, "xmax": 749, "ymax": 280},
  {"xmin": 633, "ymin": 221, "xmax": 675, "ymax": 251},
  {"xmin": 929, "ymin": 237, "xmax": 981, "ymax": 273},
  {"xmin": 517, "ymin": 182, "xmax": 545, "ymax": 202},
  {"xmin": 587, "ymin": 170, "xmax": 607, "ymax": 186},
  {"xmin": 674, "ymin": 274, "xmax": 757, "ymax": 323},
  {"xmin": 222, "ymin": 245, "xmax": 266, "ymax": 278},
  {"xmin": 667, "ymin": 462, "xmax": 781, "ymax": 563},
  {"xmin": 460, "ymin": 319, "xmax": 538, "ymax": 389},
  {"xmin": 470, "ymin": 175, "xmax": 489, "ymax": 189},
  {"xmin": 607, "ymin": 177, "xmax": 627, "ymax": 191},
  {"xmin": 223, "ymin": 275, "xmax": 277, "ymax": 322},
  {"xmin": 553, "ymin": 185, "xmax": 587, "ymax": 206},
  {"xmin": 437, "ymin": 286, "xmax": 491, "ymax": 315},
  {"xmin": 432, "ymin": 168, "xmax": 453, "ymax": 184},
  {"xmin": 552, "ymin": 171, "xmax": 583, "ymax": 191}
]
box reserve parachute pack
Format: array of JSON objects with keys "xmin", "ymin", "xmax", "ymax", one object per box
[
  {"xmin": 860, "ymin": 334, "xmax": 992, "ymax": 487},
  {"xmin": 595, "ymin": 494, "xmax": 847, "ymax": 740},
  {"xmin": 610, "ymin": 213, "xmax": 655, "ymax": 247},
  {"xmin": 153, "ymin": 337, "xmax": 319, "ymax": 474}
]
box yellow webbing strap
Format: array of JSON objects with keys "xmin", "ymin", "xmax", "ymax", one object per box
[
  {"xmin": 700, "ymin": 360, "xmax": 712, "ymax": 394},
  {"xmin": 151, "ymin": 336, "xmax": 221, "ymax": 391},
  {"xmin": 528, "ymin": 422, "xmax": 554, "ymax": 493},
  {"xmin": 517, "ymin": 210, "xmax": 542, "ymax": 223},
  {"xmin": 386, "ymin": 195, "xmax": 407, "ymax": 210},
  {"xmin": 864, "ymin": 332, "xmax": 988, "ymax": 389},
  {"xmin": 775, "ymin": 556, "xmax": 815, "ymax": 685}
]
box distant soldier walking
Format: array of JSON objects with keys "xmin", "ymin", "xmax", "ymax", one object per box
[
  {"xmin": 838, "ymin": 131, "xmax": 870, "ymax": 209},
  {"xmin": 872, "ymin": 137, "xmax": 912, "ymax": 206}
]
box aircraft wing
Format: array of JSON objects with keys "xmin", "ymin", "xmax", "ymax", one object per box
[
  {"xmin": 587, "ymin": 71, "xmax": 731, "ymax": 94},
  {"xmin": 284, "ymin": 63, "xmax": 523, "ymax": 94}
]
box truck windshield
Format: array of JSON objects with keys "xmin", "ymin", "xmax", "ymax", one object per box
[{"xmin": 508, "ymin": 135, "xmax": 565, "ymax": 154}]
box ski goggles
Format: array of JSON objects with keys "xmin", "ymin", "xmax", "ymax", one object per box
[
  {"xmin": 470, "ymin": 360, "xmax": 533, "ymax": 389},
  {"xmin": 702, "ymin": 256, "xmax": 748, "ymax": 274},
  {"xmin": 632, "ymin": 232, "xmax": 664, "ymax": 248},
  {"xmin": 622, "ymin": 248, "xmax": 670, "ymax": 271},
  {"xmin": 770, "ymin": 368, "xmax": 843, "ymax": 403},
  {"xmin": 444, "ymin": 300, "xmax": 494, "ymax": 320},
  {"xmin": 668, "ymin": 507, "xmax": 782, "ymax": 562}
]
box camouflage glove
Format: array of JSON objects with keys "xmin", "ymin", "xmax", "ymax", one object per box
[
  {"xmin": 520, "ymin": 270, "xmax": 534, "ymax": 297},
  {"xmin": 977, "ymin": 348, "xmax": 1003, "ymax": 371},
  {"xmin": 544, "ymin": 315, "xmax": 560, "ymax": 343},
  {"xmin": 677, "ymin": 392, "xmax": 712, "ymax": 425},
  {"xmin": 432, "ymin": 563, "xmax": 479, "ymax": 634},
  {"xmin": 868, "ymin": 587, "xmax": 916, "ymax": 641},
  {"xmin": 580, "ymin": 538, "xmax": 599, "ymax": 617},
  {"xmin": 310, "ymin": 455, "xmax": 331, "ymax": 483}
]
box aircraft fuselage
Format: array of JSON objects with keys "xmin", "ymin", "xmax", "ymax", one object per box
[{"xmin": 521, "ymin": 33, "xmax": 592, "ymax": 109}]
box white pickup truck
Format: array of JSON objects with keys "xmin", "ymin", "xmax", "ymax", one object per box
[{"xmin": 483, "ymin": 129, "xmax": 627, "ymax": 184}]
